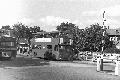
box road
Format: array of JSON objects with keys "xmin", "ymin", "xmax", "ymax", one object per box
[{"xmin": 0, "ymin": 55, "xmax": 120, "ymax": 80}]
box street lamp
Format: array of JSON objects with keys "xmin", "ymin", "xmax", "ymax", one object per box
[{"xmin": 97, "ymin": 11, "xmax": 106, "ymax": 71}]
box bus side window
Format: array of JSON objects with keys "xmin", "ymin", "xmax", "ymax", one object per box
[
  {"xmin": 54, "ymin": 45, "xmax": 58, "ymax": 51},
  {"xmin": 32, "ymin": 45, "xmax": 37, "ymax": 49},
  {"xmin": 32, "ymin": 45, "xmax": 41, "ymax": 49},
  {"xmin": 47, "ymin": 45, "xmax": 52, "ymax": 49}
]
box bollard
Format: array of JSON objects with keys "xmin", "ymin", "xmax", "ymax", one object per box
[
  {"xmin": 115, "ymin": 60, "xmax": 120, "ymax": 76},
  {"xmin": 97, "ymin": 58, "xmax": 103, "ymax": 71}
]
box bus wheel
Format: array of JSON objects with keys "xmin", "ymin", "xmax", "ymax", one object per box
[{"xmin": 10, "ymin": 56, "xmax": 15, "ymax": 60}]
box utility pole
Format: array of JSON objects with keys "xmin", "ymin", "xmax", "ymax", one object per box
[{"xmin": 97, "ymin": 11, "xmax": 106, "ymax": 71}]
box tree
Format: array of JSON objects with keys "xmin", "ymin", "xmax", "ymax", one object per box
[
  {"xmin": 12, "ymin": 23, "xmax": 29, "ymax": 39},
  {"xmin": 57, "ymin": 23, "xmax": 113, "ymax": 52},
  {"xmin": 29, "ymin": 26, "xmax": 41, "ymax": 33},
  {"xmin": 56, "ymin": 22, "xmax": 81, "ymax": 60},
  {"xmin": 57, "ymin": 22, "xmax": 79, "ymax": 46},
  {"xmin": 12, "ymin": 22, "xmax": 44, "ymax": 45},
  {"xmin": 78, "ymin": 23, "xmax": 113, "ymax": 52}
]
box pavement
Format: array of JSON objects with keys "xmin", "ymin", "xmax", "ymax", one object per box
[
  {"xmin": 73, "ymin": 60, "xmax": 116, "ymax": 76},
  {"xmin": 50, "ymin": 60, "xmax": 117, "ymax": 76}
]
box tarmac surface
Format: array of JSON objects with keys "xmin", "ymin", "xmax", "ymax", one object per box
[{"xmin": 0, "ymin": 54, "xmax": 120, "ymax": 80}]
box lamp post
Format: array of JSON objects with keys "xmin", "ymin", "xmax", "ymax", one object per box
[{"xmin": 97, "ymin": 11, "xmax": 106, "ymax": 71}]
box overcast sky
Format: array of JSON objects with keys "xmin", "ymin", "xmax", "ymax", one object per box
[{"xmin": 0, "ymin": 0, "xmax": 120, "ymax": 31}]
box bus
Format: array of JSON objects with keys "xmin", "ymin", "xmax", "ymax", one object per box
[
  {"xmin": 0, "ymin": 35, "xmax": 17, "ymax": 60},
  {"xmin": 29, "ymin": 31, "xmax": 78, "ymax": 60}
]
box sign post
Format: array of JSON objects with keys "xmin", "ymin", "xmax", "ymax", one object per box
[
  {"xmin": 115, "ymin": 60, "xmax": 120, "ymax": 76},
  {"xmin": 97, "ymin": 57, "xmax": 103, "ymax": 71}
]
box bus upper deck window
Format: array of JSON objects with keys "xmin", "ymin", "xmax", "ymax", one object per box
[{"xmin": 47, "ymin": 45, "xmax": 52, "ymax": 49}]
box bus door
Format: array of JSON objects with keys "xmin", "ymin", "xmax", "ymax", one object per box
[
  {"xmin": 31, "ymin": 44, "xmax": 42, "ymax": 57},
  {"xmin": 44, "ymin": 44, "xmax": 53, "ymax": 59}
]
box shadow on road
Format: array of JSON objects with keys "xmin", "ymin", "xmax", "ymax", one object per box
[
  {"xmin": 0, "ymin": 57, "xmax": 50, "ymax": 68},
  {"xmin": 0, "ymin": 57, "xmax": 12, "ymax": 61}
]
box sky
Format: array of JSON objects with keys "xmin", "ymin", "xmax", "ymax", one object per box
[{"xmin": 0, "ymin": 0, "xmax": 120, "ymax": 31}]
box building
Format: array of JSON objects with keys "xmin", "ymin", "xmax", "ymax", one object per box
[
  {"xmin": 0, "ymin": 29, "xmax": 15, "ymax": 37},
  {"xmin": 106, "ymin": 29, "xmax": 120, "ymax": 49}
]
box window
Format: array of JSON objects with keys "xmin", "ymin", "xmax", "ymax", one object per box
[
  {"xmin": 110, "ymin": 37, "xmax": 112, "ymax": 41},
  {"xmin": 116, "ymin": 37, "xmax": 118, "ymax": 41},
  {"xmin": 32, "ymin": 45, "xmax": 41, "ymax": 49},
  {"xmin": 1, "ymin": 42, "xmax": 14, "ymax": 46},
  {"xmin": 54, "ymin": 45, "xmax": 58, "ymax": 51},
  {"xmin": 47, "ymin": 45, "xmax": 52, "ymax": 49}
]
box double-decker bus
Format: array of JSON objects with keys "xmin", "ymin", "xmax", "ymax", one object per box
[
  {"xmin": 29, "ymin": 31, "xmax": 78, "ymax": 60},
  {"xmin": 0, "ymin": 35, "xmax": 17, "ymax": 60}
]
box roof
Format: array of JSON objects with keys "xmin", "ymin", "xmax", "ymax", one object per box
[{"xmin": 106, "ymin": 29, "xmax": 120, "ymax": 36}]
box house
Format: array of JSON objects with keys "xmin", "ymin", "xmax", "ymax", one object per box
[
  {"xmin": 106, "ymin": 29, "xmax": 120, "ymax": 49},
  {"xmin": 0, "ymin": 29, "xmax": 15, "ymax": 37}
]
